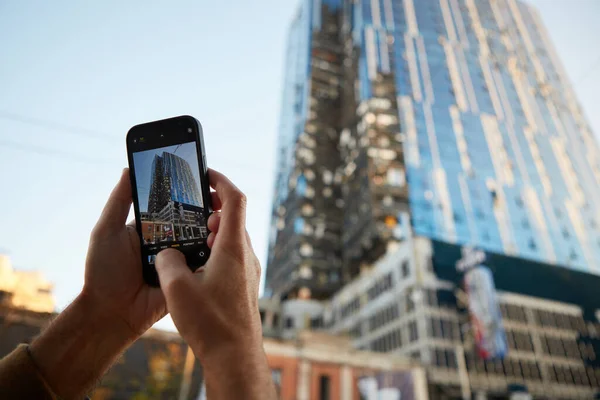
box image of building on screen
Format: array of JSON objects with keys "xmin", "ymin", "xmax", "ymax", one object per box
[
  {"xmin": 263, "ymin": 0, "xmax": 600, "ymax": 398},
  {"xmin": 136, "ymin": 143, "xmax": 207, "ymax": 244}
]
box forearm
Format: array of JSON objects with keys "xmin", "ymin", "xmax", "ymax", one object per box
[
  {"xmin": 202, "ymin": 345, "xmax": 277, "ymax": 400},
  {"xmin": 30, "ymin": 292, "xmax": 136, "ymax": 399}
]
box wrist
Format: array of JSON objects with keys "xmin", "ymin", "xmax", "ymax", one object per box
[
  {"xmin": 189, "ymin": 325, "xmax": 264, "ymax": 366},
  {"xmin": 30, "ymin": 292, "xmax": 137, "ymax": 399},
  {"xmin": 77, "ymin": 289, "xmax": 140, "ymax": 342},
  {"xmin": 200, "ymin": 341, "xmax": 274, "ymax": 399}
]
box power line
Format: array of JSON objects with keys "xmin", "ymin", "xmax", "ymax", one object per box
[
  {"xmin": 0, "ymin": 111, "xmax": 271, "ymax": 171},
  {"xmin": 0, "ymin": 139, "xmax": 119, "ymax": 164},
  {"xmin": 0, "ymin": 110, "xmax": 119, "ymax": 142}
]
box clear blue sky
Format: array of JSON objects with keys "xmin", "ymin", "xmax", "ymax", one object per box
[
  {"xmin": 133, "ymin": 141, "xmax": 202, "ymax": 211},
  {"xmin": 0, "ymin": 1, "xmax": 599, "ymax": 332}
]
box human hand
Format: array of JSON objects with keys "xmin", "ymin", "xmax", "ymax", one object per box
[
  {"xmin": 28, "ymin": 169, "xmax": 168, "ymax": 399},
  {"xmin": 155, "ymin": 169, "xmax": 275, "ymax": 399},
  {"xmin": 83, "ymin": 168, "xmax": 166, "ymax": 338}
]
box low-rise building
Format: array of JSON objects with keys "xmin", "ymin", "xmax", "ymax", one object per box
[
  {"xmin": 261, "ymin": 235, "xmax": 600, "ymax": 399},
  {"xmin": 264, "ymin": 330, "xmax": 428, "ymax": 400},
  {"xmin": 0, "ymin": 254, "xmax": 54, "ymax": 313}
]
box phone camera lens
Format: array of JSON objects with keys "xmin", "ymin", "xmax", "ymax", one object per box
[
  {"xmin": 187, "ymin": 128, "xmax": 193, "ymax": 133},
  {"xmin": 133, "ymin": 139, "xmax": 137, "ymax": 143}
]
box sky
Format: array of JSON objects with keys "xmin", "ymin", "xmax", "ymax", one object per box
[
  {"xmin": 0, "ymin": 1, "xmax": 599, "ymax": 332},
  {"xmin": 133, "ymin": 141, "xmax": 202, "ymax": 211}
]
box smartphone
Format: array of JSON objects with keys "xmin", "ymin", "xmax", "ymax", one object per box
[{"xmin": 126, "ymin": 115, "xmax": 211, "ymax": 286}]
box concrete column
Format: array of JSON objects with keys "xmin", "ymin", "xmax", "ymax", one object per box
[
  {"xmin": 297, "ymin": 359, "xmax": 311, "ymax": 400},
  {"xmin": 456, "ymin": 344, "xmax": 472, "ymax": 400},
  {"xmin": 341, "ymin": 365, "xmax": 352, "ymax": 400},
  {"xmin": 524, "ymin": 307, "xmax": 550, "ymax": 384}
]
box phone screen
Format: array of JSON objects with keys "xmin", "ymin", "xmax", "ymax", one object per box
[{"xmin": 127, "ymin": 117, "xmax": 210, "ymax": 280}]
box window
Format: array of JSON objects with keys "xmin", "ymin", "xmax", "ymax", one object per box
[
  {"xmin": 368, "ymin": 304, "xmax": 399, "ymax": 332},
  {"xmin": 285, "ymin": 317, "xmax": 294, "ymax": 329},
  {"xmin": 319, "ymin": 375, "xmax": 331, "ymax": 400},
  {"xmin": 294, "ymin": 218, "xmax": 305, "ymax": 234},
  {"xmin": 367, "ymin": 273, "xmax": 394, "ymax": 300},
  {"xmin": 434, "ymin": 349, "xmax": 445, "ymax": 367},
  {"xmin": 528, "ymin": 238, "xmax": 537, "ymax": 251},
  {"xmin": 516, "ymin": 197, "xmax": 524, "ymax": 207},
  {"xmin": 570, "ymin": 250, "xmax": 578, "ymax": 261},
  {"xmin": 401, "ymin": 260, "xmax": 410, "ymax": 278},
  {"xmin": 425, "ymin": 289, "xmax": 437, "ymax": 307},
  {"xmin": 446, "ymin": 349, "xmax": 458, "ymax": 369},
  {"xmin": 296, "ymin": 175, "xmax": 307, "ymax": 196},
  {"xmin": 340, "ymin": 297, "xmax": 360, "ymax": 319},
  {"xmin": 409, "ymin": 321, "xmax": 419, "ymax": 342},
  {"xmin": 406, "ymin": 291, "xmax": 415, "ymax": 312},
  {"xmin": 329, "ymin": 271, "xmax": 340, "ymax": 283},
  {"xmin": 311, "ymin": 316, "xmax": 323, "ymax": 329}
]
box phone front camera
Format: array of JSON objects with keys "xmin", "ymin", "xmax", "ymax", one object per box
[{"xmin": 187, "ymin": 128, "xmax": 193, "ymax": 133}]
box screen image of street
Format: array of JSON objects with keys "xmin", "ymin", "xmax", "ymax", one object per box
[{"xmin": 133, "ymin": 141, "xmax": 207, "ymax": 246}]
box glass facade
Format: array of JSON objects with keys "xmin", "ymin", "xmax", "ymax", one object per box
[
  {"xmin": 349, "ymin": 0, "xmax": 600, "ymax": 272},
  {"xmin": 148, "ymin": 151, "xmax": 203, "ymax": 214},
  {"xmin": 267, "ymin": 0, "xmax": 600, "ymax": 299}
]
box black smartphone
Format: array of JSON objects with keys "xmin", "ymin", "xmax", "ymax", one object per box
[{"xmin": 126, "ymin": 115, "xmax": 211, "ymax": 286}]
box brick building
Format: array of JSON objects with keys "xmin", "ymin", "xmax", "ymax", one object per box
[{"xmin": 262, "ymin": 330, "xmax": 428, "ymax": 400}]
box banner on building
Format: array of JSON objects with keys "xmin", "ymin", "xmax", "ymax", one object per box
[{"xmin": 464, "ymin": 265, "xmax": 508, "ymax": 360}]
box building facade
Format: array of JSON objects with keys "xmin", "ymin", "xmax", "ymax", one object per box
[
  {"xmin": 148, "ymin": 151, "xmax": 203, "ymax": 215},
  {"xmin": 266, "ymin": 0, "xmax": 600, "ymax": 397},
  {"xmin": 346, "ymin": 0, "xmax": 600, "ymax": 274},
  {"xmin": 0, "ymin": 254, "xmax": 54, "ymax": 313},
  {"xmin": 262, "ymin": 236, "xmax": 600, "ymax": 399},
  {"xmin": 324, "ymin": 236, "xmax": 600, "ymax": 399},
  {"xmin": 261, "ymin": 328, "xmax": 429, "ymax": 400},
  {"xmin": 266, "ymin": 0, "xmax": 346, "ymax": 300},
  {"xmin": 146, "ymin": 151, "xmax": 207, "ymax": 242},
  {"xmin": 267, "ymin": 0, "xmax": 600, "ymax": 300}
]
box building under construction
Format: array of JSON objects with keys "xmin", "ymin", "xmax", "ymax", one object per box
[{"xmin": 266, "ymin": 0, "xmax": 600, "ymax": 398}]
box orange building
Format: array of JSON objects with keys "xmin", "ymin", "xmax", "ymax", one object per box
[{"xmin": 263, "ymin": 331, "xmax": 428, "ymax": 400}]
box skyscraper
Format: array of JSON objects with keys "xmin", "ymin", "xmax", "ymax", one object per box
[
  {"xmin": 148, "ymin": 151, "xmax": 203, "ymax": 214},
  {"xmin": 265, "ymin": 0, "xmax": 600, "ymax": 397},
  {"xmin": 266, "ymin": 0, "xmax": 600, "ymax": 299},
  {"xmin": 266, "ymin": 0, "xmax": 345, "ymax": 300},
  {"xmin": 145, "ymin": 151, "xmax": 206, "ymax": 242}
]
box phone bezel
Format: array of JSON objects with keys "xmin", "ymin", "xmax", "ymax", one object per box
[{"xmin": 126, "ymin": 115, "xmax": 212, "ymax": 287}]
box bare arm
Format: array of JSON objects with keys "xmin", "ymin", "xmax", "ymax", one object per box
[
  {"xmin": 28, "ymin": 293, "xmax": 136, "ymax": 399},
  {"xmin": 1, "ymin": 169, "xmax": 167, "ymax": 399},
  {"xmin": 155, "ymin": 169, "xmax": 276, "ymax": 399}
]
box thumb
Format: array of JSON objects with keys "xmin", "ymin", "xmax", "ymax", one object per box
[{"xmin": 155, "ymin": 249, "xmax": 193, "ymax": 293}]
